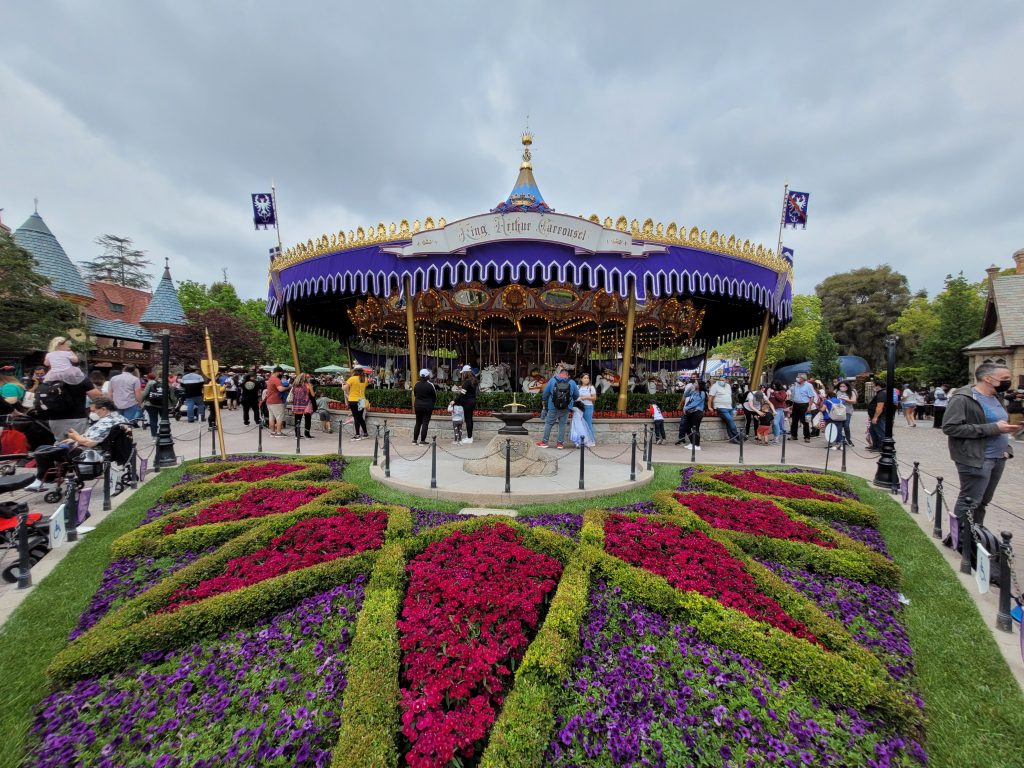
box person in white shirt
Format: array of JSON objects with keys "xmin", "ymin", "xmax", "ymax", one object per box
[
  {"xmin": 933, "ymin": 384, "xmax": 949, "ymax": 429},
  {"xmin": 709, "ymin": 377, "xmax": 740, "ymax": 443},
  {"xmin": 901, "ymin": 384, "xmax": 918, "ymax": 427}
]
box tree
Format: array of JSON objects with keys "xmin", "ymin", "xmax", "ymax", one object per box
[
  {"xmin": 888, "ymin": 292, "xmax": 939, "ymax": 363},
  {"xmin": 80, "ymin": 234, "xmax": 153, "ymax": 289},
  {"xmin": 169, "ymin": 309, "xmax": 266, "ymax": 368},
  {"xmin": 816, "ymin": 266, "xmax": 911, "ymax": 369},
  {"xmin": 918, "ymin": 274, "xmax": 985, "ymax": 386},
  {"xmin": 709, "ymin": 294, "xmax": 822, "ymax": 376},
  {"xmin": 809, "ymin": 323, "xmax": 841, "ymax": 383},
  {"xmin": 177, "ymin": 280, "xmax": 243, "ymax": 315},
  {"xmin": 0, "ymin": 232, "xmax": 81, "ymax": 353}
]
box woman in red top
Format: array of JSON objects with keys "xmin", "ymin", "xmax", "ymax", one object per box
[
  {"xmin": 768, "ymin": 381, "xmax": 789, "ymax": 443},
  {"xmin": 289, "ymin": 373, "xmax": 316, "ymax": 439}
]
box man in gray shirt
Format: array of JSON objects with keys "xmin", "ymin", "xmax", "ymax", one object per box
[
  {"xmin": 943, "ymin": 362, "xmax": 1017, "ymax": 527},
  {"xmin": 788, "ymin": 374, "xmax": 817, "ymax": 442}
]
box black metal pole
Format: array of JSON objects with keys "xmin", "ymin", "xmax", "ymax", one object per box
[
  {"xmin": 841, "ymin": 439, "xmax": 847, "ymax": 472},
  {"xmin": 430, "ymin": 435, "xmax": 437, "ymax": 490},
  {"xmin": 258, "ymin": 420, "xmax": 263, "ymax": 452},
  {"xmin": 579, "ymin": 442, "xmax": 585, "ymax": 490},
  {"xmin": 690, "ymin": 427, "xmax": 697, "ymax": 463},
  {"xmin": 996, "ymin": 531, "xmax": 1014, "ymax": 632},
  {"xmin": 373, "ymin": 424, "xmax": 380, "ymax": 466},
  {"xmin": 295, "ymin": 420, "xmax": 301, "ymax": 454},
  {"xmin": 643, "ymin": 424, "xmax": 649, "ymax": 463},
  {"xmin": 102, "ymin": 460, "xmax": 111, "ymax": 511},
  {"xmin": 959, "ymin": 496, "xmax": 974, "ymax": 575},
  {"xmin": 910, "ymin": 462, "xmax": 920, "ymax": 514},
  {"xmin": 646, "ymin": 432, "xmax": 653, "ymax": 472},
  {"xmin": 780, "ymin": 432, "xmax": 786, "ymax": 464},
  {"xmin": 64, "ymin": 478, "xmax": 79, "ymax": 544},
  {"xmin": 932, "ymin": 477, "xmax": 944, "ymax": 539},
  {"xmin": 383, "ymin": 429, "xmax": 390, "ymax": 478},
  {"xmin": 504, "ymin": 438, "xmax": 512, "ymax": 494},
  {"xmin": 154, "ymin": 330, "xmax": 177, "ymax": 470},
  {"xmin": 738, "ymin": 431, "xmax": 744, "ymax": 465},
  {"xmin": 629, "ymin": 432, "xmax": 637, "ymax": 482},
  {"xmin": 874, "ymin": 335, "xmax": 899, "ymax": 488},
  {"xmin": 129, "ymin": 447, "xmax": 138, "ymax": 490},
  {"xmin": 16, "ymin": 508, "xmax": 32, "ymax": 589},
  {"xmin": 824, "ymin": 440, "xmax": 831, "ymax": 471},
  {"xmin": 337, "ymin": 417, "xmax": 343, "ymax": 457}
]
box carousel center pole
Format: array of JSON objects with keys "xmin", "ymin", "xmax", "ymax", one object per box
[
  {"xmin": 617, "ymin": 280, "xmax": 637, "ymax": 413},
  {"xmin": 404, "ymin": 276, "xmax": 418, "ymax": 408},
  {"xmin": 284, "ymin": 306, "xmax": 301, "ymax": 375},
  {"xmin": 750, "ymin": 311, "xmax": 771, "ymax": 387}
]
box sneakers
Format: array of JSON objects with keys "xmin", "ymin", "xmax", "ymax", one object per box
[
  {"xmin": 461, "ymin": 437, "xmax": 473, "ymax": 444},
  {"xmin": 556, "ymin": 443, "xmax": 564, "ymax": 449},
  {"xmin": 536, "ymin": 441, "xmax": 549, "ymax": 448},
  {"xmin": 693, "ymin": 445, "xmax": 702, "ymax": 451},
  {"xmin": 26, "ymin": 479, "xmax": 53, "ymax": 492}
]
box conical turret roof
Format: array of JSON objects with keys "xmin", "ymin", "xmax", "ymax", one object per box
[
  {"xmin": 14, "ymin": 211, "xmax": 94, "ymax": 300},
  {"xmin": 140, "ymin": 258, "xmax": 186, "ymax": 327},
  {"xmin": 492, "ymin": 133, "xmax": 553, "ymax": 213}
]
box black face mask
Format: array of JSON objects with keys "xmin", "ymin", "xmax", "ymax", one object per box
[{"xmin": 994, "ymin": 379, "xmax": 1012, "ymax": 394}]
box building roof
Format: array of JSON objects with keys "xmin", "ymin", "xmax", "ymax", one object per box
[
  {"xmin": 87, "ymin": 317, "xmax": 155, "ymax": 342},
  {"xmin": 13, "ymin": 212, "xmax": 94, "ymax": 300},
  {"xmin": 139, "ymin": 260, "xmax": 186, "ymax": 326},
  {"xmin": 86, "ymin": 281, "xmax": 153, "ymax": 323},
  {"xmin": 990, "ymin": 274, "xmax": 1024, "ymax": 347},
  {"xmin": 492, "ymin": 132, "xmax": 552, "ymax": 213},
  {"xmin": 964, "ymin": 330, "xmax": 1008, "ymax": 352}
]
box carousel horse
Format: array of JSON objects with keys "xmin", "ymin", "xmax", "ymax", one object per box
[
  {"xmin": 522, "ymin": 371, "xmax": 546, "ymax": 395},
  {"xmin": 595, "ymin": 370, "xmax": 620, "ymax": 395},
  {"xmin": 478, "ymin": 363, "xmax": 512, "ymax": 392}
]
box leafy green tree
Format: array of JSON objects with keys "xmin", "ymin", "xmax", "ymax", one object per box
[
  {"xmin": 710, "ymin": 294, "xmax": 822, "ymax": 377},
  {"xmin": 809, "ymin": 323, "xmax": 841, "ymax": 383},
  {"xmin": 816, "ymin": 266, "xmax": 911, "ymax": 369},
  {"xmin": 0, "ymin": 232, "xmax": 81, "ymax": 354},
  {"xmin": 919, "ymin": 274, "xmax": 985, "ymax": 385},
  {"xmin": 888, "ymin": 292, "xmax": 939, "ymax": 363},
  {"xmin": 177, "ymin": 280, "xmax": 243, "ymax": 315},
  {"xmin": 79, "ymin": 234, "xmax": 153, "ymax": 289},
  {"xmin": 169, "ymin": 308, "xmax": 266, "ymax": 368}
]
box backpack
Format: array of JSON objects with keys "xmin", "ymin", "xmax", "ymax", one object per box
[
  {"xmin": 552, "ymin": 379, "xmax": 572, "ymax": 410},
  {"xmin": 105, "ymin": 423, "xmax": 134, "ymax": 465},
  {"xmin": 35, "ymin": 381, "xmax": 75, "ymax": 418},
  {"xmin": 147, "ymin": 384, "xmax": 165, "ymax": 407},
  {"xmin": 828, "ymin": 401, "xmax": 847, "ymax": 420}
]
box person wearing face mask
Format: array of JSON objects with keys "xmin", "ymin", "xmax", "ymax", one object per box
[
  {"xmin": 835, "ymin": 380, "xmax": 857, "ymax": 446},
  {"xmin": 942, "ymin": 362, "xmax": 1017, "ymax": 528}
]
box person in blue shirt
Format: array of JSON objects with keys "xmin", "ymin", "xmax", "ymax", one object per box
[
  {"xmin": 536, "ymin": 368, "xmax": 580, "ymax": 449},
  {"xmin": 788, "ymin": 374, "xmax": 817, "ymax": 442}
]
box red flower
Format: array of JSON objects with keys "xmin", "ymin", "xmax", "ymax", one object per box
[
  {"xmin": 161, "ymin": 487, "xmax": 328, "ymax": 534},
  {"xmin": 162, "ymin": 509, "xmax": 386, "ymax": 611},
  {"xmin": 712, "ymin": 471, "xmax": 844, "ymax": 502},
  {"xmin": 208, "ymin": 462, "xmax": 306, "ymax": 483},
  {"xmin": 674, "ymin": 492, "xmax": 835, "ymax": 548},
  {"xmin": 605, "ymin": 515, "xmax": 819, "ymax": 644},
  {"xmin": 398, "ymin": 524, "xmax": 562, "ymax": 768}
]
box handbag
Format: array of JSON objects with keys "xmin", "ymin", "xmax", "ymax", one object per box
[{"xmin": 357, "ymin": 397, "xmax": 366, "ymax": 411}]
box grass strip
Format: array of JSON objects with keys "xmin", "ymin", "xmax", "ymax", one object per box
[
  {"xmin": 0, "ymin": 464, "xmax": 183, "ymax": 768},
  {"xmin": 854, "ymin": 476, "xmax": 1024, "ymax": 768}
]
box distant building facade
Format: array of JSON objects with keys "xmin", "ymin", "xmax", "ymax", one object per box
[{"xmin": 965, "ymin": 249, "xmax": 1024, "ymax": 387}]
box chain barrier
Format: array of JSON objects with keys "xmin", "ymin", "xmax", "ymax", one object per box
[
  {"xmin": 387, "ymin": 443, "xmax": 432, "ymax": 462},
  {"xmin": 586, "ymin": 443, "xmax": 634, "ymax": 461}
]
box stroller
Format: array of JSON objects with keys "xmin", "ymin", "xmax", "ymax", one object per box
[{"xmin": 1, "ymin": 412, "xmax": 56, "ymax": 477}]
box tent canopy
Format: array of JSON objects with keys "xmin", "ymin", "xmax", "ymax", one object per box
[
  {"xmin": 773, "ymin": 355, "xmax": 871, "ymax": 385},
  {"xmin": 260, "ymin": 363, "xmax": 295, "ymax": 372},
  {"xmin": 314, "ymin": 364, "xmax": 349, "ymax": 373}
]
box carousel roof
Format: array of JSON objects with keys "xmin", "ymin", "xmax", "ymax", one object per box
[{"xmin": 267, "ymin": 135, "xmax": 794, "ymax": 345}]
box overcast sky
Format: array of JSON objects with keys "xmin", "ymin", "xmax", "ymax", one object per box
[{"xmin": 2, "ymin": 1, "xmax": 1021, "ymax": 302}]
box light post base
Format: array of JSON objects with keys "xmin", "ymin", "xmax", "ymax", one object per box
[
  {"xmin": 873, "ymin": 437, "xmax": 897, "ymax": 489},
  {"xmin": 154, "ymin": 418, "xmax": 177, "ymax": 469}
]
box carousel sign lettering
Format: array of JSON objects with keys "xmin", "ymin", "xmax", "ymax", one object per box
[{"xmin": 381, "ymin": 212, "xmax": 667, "ymax": 258}]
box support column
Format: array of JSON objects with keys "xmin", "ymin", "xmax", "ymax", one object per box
[
  {"xmin": 404, "ymin": 277, "xmax": 418, "ymax": 408},
  {"xmin": 617, "ymin": 282, "xmax": 637, "ymax": 413},
  {"xmin": 749, "ymin": 311, "xmax": 772, "ymax": 387},
  {"xmin": 284, "ymin": 305, "xmax": 301, "ymax": 374}
]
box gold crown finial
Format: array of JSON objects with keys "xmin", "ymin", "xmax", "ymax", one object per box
[
  {"xmin": 521, "ymin": 130, "xmax": 533, "ymax": 147},
  {"xmin": 520, "ymin": 129, "xmax": 534, "ymax": 169}
]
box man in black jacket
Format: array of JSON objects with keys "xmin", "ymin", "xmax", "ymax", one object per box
[{"xmin": 942, "ymin": 362, "xmax": 1017, "ymax": 527}]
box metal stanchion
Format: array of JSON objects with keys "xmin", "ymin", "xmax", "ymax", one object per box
[
  {"xmin": 629, "ymin": 433, "xmax": 637, "ymax": 482},
  {"xmin": 16, "ymin": 507, "xmax": 32, "ymax": 589},
  {"xmin": 102, "ymin": 460, "xmax": 112, "ymax": 511},
  {"xmin": 642, "ymin": 425, "xmax": 649, "ymax": 463},
  {"xmin": 996, "ymin": 532, "xmax": 1014, "ymax": 632},
  {"xmin": 690, "ymin": 428, "xmax": 697, "ymax": 463},
  {"xmin": 932, "ymin": 477, "xmax": 944, "ymax": 539},
  {"xmin": 780, "ymin": 433, "xmax": 787, "ymax": 464},
  {"xmin": 211, "ymin": 424, "xmax": 217, "ymax": 456},
  {"xmin": 258, "ymin": 421, "xmax": 263, "ymax": 453},
  {"xmin": 129, "ymin": 448, "xmax": 138, "ymax": 490},
  {"xmin": 430, "ymin": 436, "xmax": 437, "ymax": 490},
  {"xmin": 579, "ymin": 442, "xmax": 585, "ymax": 490},
  {"xmin": 738, "ymin": 434, "xmax": 744, "ymax": 465},
  {"xmin": 910, "ymin": 462, "xmax": 920, "ymax": 514},
  {"xmin": 841, "ymin": 440, "xmax": 847, "ymax": 473},
  {"xmin": 64, "ymin": 479, "xmax": 79, "ymax": 544},
  {"xmin": 646, "ymin": 433, "xmax": 654, "ymax": 472},
  {"xmin": 891, "ymin": 455, "xmax": 899, "ymax": 495},
  {"xmin": 295, "ymin": 423, "xmax": 301, "ymax": 454},
  {"xmin": 504, "ymin": 438, "xmax": 512, "ymax": 494},
  {"xmin": 824, "ymin": 441, "xmax": 831, "ymax": 472},
  {"xmin": 959, "ymin": 496, "xmax": 974, "ymax": 575},
  {"xmin": 383, "ymin": 429, "xmax": 391, "ymax": 478},
  {"xmin": 373, "ymin": 425, "xmax": 380, "ymax": 466},
  {"xmin": 337, "ymin": 419, "xmax": 344, "ymax": 457}
]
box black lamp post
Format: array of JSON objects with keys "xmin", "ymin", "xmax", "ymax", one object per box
[
  {"xmin": 873, "ymin": 334, "xmax": 898, "ymax": 489},
  {"xmin": 154, "ymin": 329, "xmax": 177, "ymax": 470}
]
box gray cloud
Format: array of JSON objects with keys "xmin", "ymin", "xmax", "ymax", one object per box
[{"xmin": 1, "ymin": 0, "xmax": 1021, "ymax": 302}]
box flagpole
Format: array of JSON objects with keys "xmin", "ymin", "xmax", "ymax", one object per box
[
  {"xmin": 271, "ymin": 180, "xmax": 302, "ymax": 375},
  {"xmin": 776, "ymin": 182, "xmax": 788, "ymax": 258},
  {"xmin": 752, "ymin": 183, "xmax": 789, "ymax": 387}
]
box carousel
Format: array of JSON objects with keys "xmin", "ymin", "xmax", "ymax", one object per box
[{"xmin": 267, "ymin": 134, "xmax": 792, "ymax": 410}]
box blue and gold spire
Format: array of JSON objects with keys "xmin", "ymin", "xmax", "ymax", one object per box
[{"xmin": 493, "ymin": 132, "xmax": 553, "ymax": 213}]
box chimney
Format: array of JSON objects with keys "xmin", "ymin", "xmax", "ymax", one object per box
[{"xmin": 1014, "ymin": 248, "xmax": 1024, "ymax": 275}]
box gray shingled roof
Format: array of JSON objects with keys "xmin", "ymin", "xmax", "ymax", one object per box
[
  {"xmin": 140, "ymin": 262, "xmax": 186, "ymax": 326},
  {"xmin": 87, "ymin": 317, "xmax": 155, "ymax": 342},
  {"xmin": 13, "ymin": 212, "xmax": 94, "ymax": 300},
  {"xmin": 990, "ymin": 274, "xmax": 1024, "ymax": 346},
  {"xmin": 964, "ymin": 330, "xmax": 1006, "ymax": 351}
]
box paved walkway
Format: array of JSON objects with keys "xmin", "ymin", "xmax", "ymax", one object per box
[{"xmin": 2, "ymin": 408, "xmax": 1021, "ymax": 686}]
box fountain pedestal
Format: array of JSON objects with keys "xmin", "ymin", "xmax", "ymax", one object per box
[{"xmin": 463, "ymin": 403, "xmax": 557, "ymax": 477}]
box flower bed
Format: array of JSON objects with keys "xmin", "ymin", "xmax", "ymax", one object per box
[
  {"xmin": 163, "ymin": 510, "xmax": 386, "ymax": 611},
  {"xmin": 209, "ymin": 461, "xmax": 307, "ymax": 483},
  {"xmin": 26, "ymin": 580, "xmax": 365, "ymax": 768},
  {"xmin": 161, "ymin": 486, "xmax": 329, "ymax": 534},
  {"xmin": 398, "ymin": 524, "xmax": 562, "ymax": 768},
  {"xmin": 675, "ymin": 491, "xmax": 836, "ymax": 547},
  {"xmin": 713, "ymin": 469, "xmax": 845, "ymax": 502},
  {"xmin": 605, "ymin": 514, "xmax": 819, "ymax": 643}
]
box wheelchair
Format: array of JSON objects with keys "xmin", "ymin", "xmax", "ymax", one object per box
[{"xmin": 30, "ymin": 423, "xmax": 138, "ymax": 503}]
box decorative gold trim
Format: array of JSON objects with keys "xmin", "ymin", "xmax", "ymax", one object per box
[{"xmin": 270, "ymin": 213, "xmax": 793, "ymax": 280}]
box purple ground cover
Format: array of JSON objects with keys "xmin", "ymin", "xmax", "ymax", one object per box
[
  {"xmin": 607, "ymin": 501, "xmax": 657, "ymax": 515},
  {"xmin": 519, "ymin": 513, "xmax": 582, "ymax": 540},
  {"xmin": 829, "ymin": 520, "xmax": 893, "ymax": 558},
  {"xmin": 26, "ymin": 579, "xmax": 365, "ymax": 768},
  {"xmin": 69, "ymin": 551, "xmax": 210, "ymax": 640},
  {"xmin": 757, "ymin": 561, "xmax": 916, "ymax": 683},
  {"xmin": 139, "ymin": 500, "xmax": 191, "ymax": 527},
  {"xmin": 412, "ymin": 509, "xmax": 470, "ymax": 533},
  {"xmin": 547, "ymin": 580, "xmax": 926, "ymax": 767}
]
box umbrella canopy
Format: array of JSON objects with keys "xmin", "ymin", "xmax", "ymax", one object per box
[
  {"xmin": 260, "ymin": 363, "xmax": 296, "ymax": 372},
  {"xmin": 314, "ymin": 365, "xmax": 349, "ymax": 373}
]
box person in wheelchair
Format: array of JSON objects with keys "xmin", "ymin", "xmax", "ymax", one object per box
[{"xmin": 27, "ymin": 396, "xmax": 129, "ymax": 492}]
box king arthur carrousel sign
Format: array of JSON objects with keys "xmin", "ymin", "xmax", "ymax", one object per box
[{"xmin": 381, "ymin": 211, "xmax": 667, "ymax": 259}]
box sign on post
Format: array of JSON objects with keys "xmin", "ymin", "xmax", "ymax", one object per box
[
  {"xmin": 925, "ymin": 493, "xmax": 934, "ymax": 522},
  {"xmin": 976, "ymin": 543, "xmax": 990, "ymax": 594},
  {"xmin": 200, "ymin": 359, "xmax": 220, "ymax": 379},
  {"xmin": 49, "ymin": 508, "xmax": 66, "ymax": 549}
]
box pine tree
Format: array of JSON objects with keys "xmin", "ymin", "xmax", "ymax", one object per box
[
  {"xmin": 79, "ymin": 234, "xmax": 153, "ymax": 289},
  {"xmin": 919, "ymin": 274, "xmax": 985, "ymax": 385},
  {"xmin": 809, "ymin": 323, "xmax": 841, "ymax": 383}
]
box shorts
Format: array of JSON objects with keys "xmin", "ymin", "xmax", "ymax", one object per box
[{"xmin": 267, "ymin": 403, "xmax": 285, "ymax": 421}]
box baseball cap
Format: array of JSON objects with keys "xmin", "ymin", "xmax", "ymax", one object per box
[
  {"xmin": 460, "ymin": 365, "xmax": 472, "ymax": 373},
  {"xmin": 419, "ymin": 368, "xmax": 431, "ymax": 377}
]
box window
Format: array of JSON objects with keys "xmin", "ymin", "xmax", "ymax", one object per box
[{"xmin": 109, "ymin": 302, "xmax": 125, "ymax": 313}]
